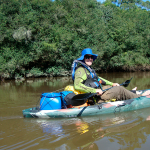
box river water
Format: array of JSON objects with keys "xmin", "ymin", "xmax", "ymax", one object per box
[{"xmin": 0, "ymin": 72, "xmax": 150, "ymax": 150}]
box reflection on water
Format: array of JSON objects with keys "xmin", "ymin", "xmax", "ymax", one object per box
[
  {"xmin": 1, "ymin": 72, "xmax": 150, "ymax": 149},
  {"xmin": 17, "ymin": 108, "xmax": 150, "ymax": 150}
]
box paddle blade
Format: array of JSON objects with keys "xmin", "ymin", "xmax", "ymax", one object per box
[
  {"xmin": 72, "ymin": 93, "xmax": 97, "ymax": 101},
  {"xmin": 120, "ymin": 77, "xmax": 133, "ymax": 87}
]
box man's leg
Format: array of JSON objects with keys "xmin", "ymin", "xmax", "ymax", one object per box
[{"xmin": 101, "ymin": 86, "xmax": 141, "ymax": 101}]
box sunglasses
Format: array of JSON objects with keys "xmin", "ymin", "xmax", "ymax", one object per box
[{"xmin": 85, "ymin": 55, "xmax": 94, "ymax": 59}]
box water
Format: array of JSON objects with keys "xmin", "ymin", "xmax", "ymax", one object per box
[{"xmin": 0, "ymin": 72, "xmax": 150, "ymax": 150}]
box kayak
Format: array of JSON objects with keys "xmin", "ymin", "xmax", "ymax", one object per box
[{"xmin": 22, "ymin": 89, "xmax": 150, "ymax": 118}]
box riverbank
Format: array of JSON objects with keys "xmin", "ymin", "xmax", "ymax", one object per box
[
  {"xmin": 0, "ymin": 69, "xmax": 71, "ymax": 81},
  {"xmin": 97, "ymin": 65, "xmax": 150, "ymax": 72},
  {"xmin": 1, "ymin": 65, "xmax": 150, "ymax": 81}
]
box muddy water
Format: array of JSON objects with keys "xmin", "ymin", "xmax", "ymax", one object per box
[{"xmin": 0, "ymin": 72, "xmax": 150, "ymax": 150}]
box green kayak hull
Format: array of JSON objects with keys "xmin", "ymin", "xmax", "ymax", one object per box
[{"xmin": 22, "ymin": 89, "xmax": 150, "ymax": 118}]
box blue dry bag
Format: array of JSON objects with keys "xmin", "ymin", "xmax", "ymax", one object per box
[
  {"xmin": 40, "ymin": 93, "xmax": 62, "ymax": 110},
  {"xmin": 40, "ymin": 91, "xmax": 74, "ymax": 110}
]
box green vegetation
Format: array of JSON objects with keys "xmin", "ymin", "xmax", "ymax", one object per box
[{"xmin": 0, "ymin": 0, "xmax": 150, "ymax": 79}]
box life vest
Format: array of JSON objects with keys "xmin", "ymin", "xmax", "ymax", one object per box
[{"xmin": 71, "ymin": 60, "xmax": 103, "ymax": 89}]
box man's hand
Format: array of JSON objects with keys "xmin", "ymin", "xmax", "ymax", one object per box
[
  {"xmin": 112, "ymin": 83, "xmax": 120, "ymax": 87},
  {"xmin": 96, "ymin": 89, "xmax": 103, "ymax": 95}
]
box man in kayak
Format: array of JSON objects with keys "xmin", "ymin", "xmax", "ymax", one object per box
[{"xmin": 72, "ymin": 48, "xmax": 150, "ymax": 102}]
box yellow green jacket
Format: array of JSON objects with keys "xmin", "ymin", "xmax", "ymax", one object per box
[{"xmin": 74, "ymin": 67, "xmax": 113, "ymax": 93}]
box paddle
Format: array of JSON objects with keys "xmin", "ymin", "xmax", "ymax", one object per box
[
  {"xmin": 102, "ymin": 77, "xmax": 133, "ymax": 92},
  {"xmin": 72, "ymin": 77, "xmax": 133, "ymax": 101},
  {"xmin": 120, "ymin": 77, "xmax": 133, "ymax": 87},
  {"xmin": 72, "ymin": 92, "xmax": 97, "ymax": 101}
]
